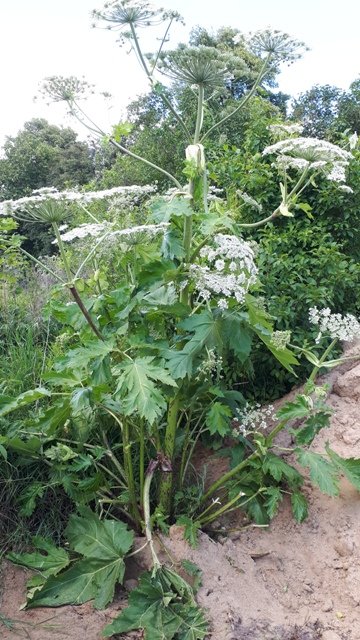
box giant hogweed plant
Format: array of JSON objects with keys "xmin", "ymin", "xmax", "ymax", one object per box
[{"xmin": 2, "ymin": 2, "xmax": 360, "ymax": 636}]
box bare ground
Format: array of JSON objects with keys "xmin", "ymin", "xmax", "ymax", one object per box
[{"xmin": 2, "ymin": 349, "xmax": 360, "ymax": 640}]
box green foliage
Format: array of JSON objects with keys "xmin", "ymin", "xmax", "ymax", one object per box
[
  {"xmin": 103, "ymin": 566, "xmax": 208, "ymax": 639},
  {"xmin": 10, "ymin": 509, "xmax": 134, "ymax": 610}
]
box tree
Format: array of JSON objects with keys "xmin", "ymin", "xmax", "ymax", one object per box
[
  {"xmin": 0, "ymin": 119, "xmax": 95, "ymax": 200},
  {"xmin": 292, "ymin": 85, "xmax": 344, "ymax": 138}
]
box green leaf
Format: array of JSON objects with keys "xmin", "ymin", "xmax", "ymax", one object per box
[
  {"xmin": 263, "ymin": 487, "xmax": 283, "ymax": 519},
  {"xmin": 294, "ymin": 411, "xmax": 331, "ymax": 445},
  {"xmin": 180, "ymin": 561, "xmax": 202, "ymax": 594},
  {"xmin": 18, "ymin": 482, "xmax": 46, "ymax": 516},
  {"xmin": 103, "ymin": 567, "xmax": 208, "ymax": 639},
  {"xmin": 65, "ymin": 507, "xmax": 133, "ymax": 559},
  {"xmin": 34, "ymin": 400, "xmax": 71, "ymax": 435},
  {"xmin": 205, "ymin": 403, "xmax": 232, "ymax": 437},
  {"xmin": 326, "ymin": 446, "xmax": 360, "ymax": 491},
  {"xmin": 262, "ymin": 453, "xmax": 302, "ymax": 486},
  {"xmin": 112, "ymin": 121, "xmax": 133, "ymax": 140},
  {"xmin": 28, "ymin": 511, "xmax": 134, "ymax": 610},
  {"xmin": 222, "ymin": 312, "xmax": 253, "ymax": 362},
  {"xmin": 55, "ymin": 340, "xmax": 114, "ymax": 372},
  {"xmin": 150, "ymin": 196, "xmax": 193, "ymax": 223},
  {"xmin": 276, "ymin": 395, "xmax": 311, "ymax": 422},
  {"xmin": 0, "ymin": 388, "xmax": 51, "ymax": 417},
  {"xmin": 115, "ymin": 357, "xmax": 177, "ymax": 424},
  {"xmin": 8, "ymin": 537, "xmax": 69, "ymax": 577},
  {"xmin": 296, "ymin": 449, "xmax": 339, "ymax": 496},
  {"xmin": 176, "ymin": 516, "xmax": 201, "ymax": 549},
  {"xmin": 5, "ymin": 436, "xmax": 42, "ymax": 456},
  {"xmin": 291, "ymin": 491, "xmax": 308, "ymax": 523}
]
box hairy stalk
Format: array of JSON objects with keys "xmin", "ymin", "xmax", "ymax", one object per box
[
  {"xmin": 129, "ymin": 21, "xmax": 191, "ymax": 141},
  {"xmin": 52, "ymin": 221, "xmax": 105, "ymax": 340},
  {"xmin": 109, "ymin": 137, "xmax": 182, "ymax": 189},
  {"xmin": 200, "ymin": 54, "xmax": 271, "ymax": 142},
  {"xmin": 69, "ymin": 285, "xmax": 104, "ymax": 341},
  {"xmin": 158, "ymin": 394, "xmax": 181, "ymax": 515}
]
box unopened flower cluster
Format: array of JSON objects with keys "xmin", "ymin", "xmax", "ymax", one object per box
[
  {"xmin": 0, "ymin": 185, "xmax": 156, "ymax": 217},
  {"xmin": 232, "ymin": 403, "xmax": 276, "ymax": 437},
  {"xmin": 195, "ymin": 348, "xmax": 223, "ymax": 382},
  {"xmin": 270, "ymin": 330, "xmax": 291, "ymax": 350},
  {"xmin": 309, "ymin": 307, "xmax": 360, "ymax": 342},
  {"xmin": 190, "ymin": 234, "xmax": 258, "ymax": 309},
  {"xmin": 263, "ymin": 137, "xmax": 352, "ymax": 185}
]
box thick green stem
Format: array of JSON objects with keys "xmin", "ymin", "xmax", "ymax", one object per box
[
  {"xmin": 123, "ymin": 419, "xmax": 142, "ymax": 525},
  {"xmin": 194, "ymin": 85, "xmax": 204, "ymax": 143},
  {"xmin": 52, "ymin": 222, "xmax": 72, "ymax": 282},
  {"xmin": 199, "ymin": 488, "xmax": 263, "ymax": 526},
  {"xmin": 158, "ymin": 395, "xmax": 181, "ymax": 515},
  {"xmin": 308, "ymin": 338, "xmax": 338, "ymax": 383},
  {"xmin": 200, "ymin": 451, "xmax": 258, "ymax": 504}
]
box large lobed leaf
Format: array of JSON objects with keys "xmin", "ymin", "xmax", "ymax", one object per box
[
  {"xmin": 103, "ymin": 567, "xmax": 208, "ymax": 639},
  {"xmin": 21, "ymin": 509, "xmax": 134, "ymax": 610},
  {"xmin": 114, "ymin": 356, "xmax": 177, "ymax": 424}
]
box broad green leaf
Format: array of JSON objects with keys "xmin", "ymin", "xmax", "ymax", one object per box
[
  {"xmin": 263, "ymin": 487, "xmax": 283, "ymax": 519},
  {"xmin": 8, "ymin": 537, "xmax": 69, "ymax": 577},
  {"xmin": 27, "ymin": 557, "xmax": 125, "ymax": 610},
  {"xmin": 103, "ymin": 568, "xmax": 208, "ymax": 639},
  {"xmin": 291, "ymin": 491, "xmax": 308, "ymax": 522},
  {"xmin": 222, "ymin": 312, "xmax": 253, "ymax": 362},
  {"xmin": 115, "ymin": 357, "xmax": 177, "ymax": 424},
  {"xmin": 5, "ymin": 436, "xmax": 42, "ymax": 456},
  {"xmin": 55, "ymin": 340, "xmax": 114, "ymax": 372},
  {"xmin": 112, "ymin": 121, "xmax": 133, "ymax": 140},
  {"xmin": 296, "ymin": 449, "xmax": 339, "ymax": 496},
  {"xmin": 149, "ymin": 196, "xmax": 193, "ymax": 223},
  {"xmin": 141, "ymin": 283, "xmax": 178, "ymax": 308},
  {"xmin": 28, "ymin": 511, "xmax": 133, "ymax": 610},
  {"xmin": 43, "ymin": 370, "xmax": 83, "ymax": 387},
  {"xmin": 66, "ymin": 508, "xmax": 133, "ymax": 559},
  {"xmin": 262, "ymin": 453, "xmax": 302, "ymax": 486},
  {"xmin": 276, "ymin": 395, "xmax": 311, "ymax": 422},
  {"xmin": 70, "ymin": 387, "xmax": 93, "ymax": 419},
  {"xmin": 205, "ymin": 403, "xmax": 232, "ymax": 437},
  {"xmin": 294, "ymin": 411, "xmax": 331, "ymax": 445},
  {"xmin": 326, "ymin": 446, "xmax": 360, "ymax": 491},
  {"xmin": 180, "ymin": 311, "xmax": 223, "ymax": 353},
  {"xmin": 34, "ymin": 400, "xmax": 71, "ymax": 435},
  {"xmin": 164, "ymin": 349, "xmax": 193, "ymax": 380},
  {"xmin": 0, "ymin": 388, "xmax": 51, "ymax": 417}
]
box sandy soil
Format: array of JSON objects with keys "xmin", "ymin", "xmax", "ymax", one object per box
[{"xmin": 2, "ymin": 350, "xmax": 360, "ymax": 640}]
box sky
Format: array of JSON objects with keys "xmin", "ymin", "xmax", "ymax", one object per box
[{"xmin": 1, "ymin": 0, "xmax": 360, "ymax": 148}]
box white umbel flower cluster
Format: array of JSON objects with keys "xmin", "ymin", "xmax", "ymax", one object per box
[
  {"xmin": 309, "ymin": 306, "xmax": 360, "ymax": 343},
  {"xmin": 56, "ymin": 222, "xmax": 169, "ymax": 244},
  {"xmin": 190, "ymin": 233, "xmax": 258, "ymax": 307},
  {"xmin": 0, "ymin": 185, "xmax": 156, "ymax": 216},
  {"xmin": 263, "ymin": 137, "xmax": 352, "ymax": 185},
  {"xmin": 232, "ymin": 403, "xmax": 276, "ymax": 437},
  {"xmin": 268, "ymin": 123, "xmax": 304, "ymax": 137}
]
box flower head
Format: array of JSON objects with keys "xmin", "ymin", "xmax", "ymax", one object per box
[
  {"xmin": 191, "ymin": 234, "xmax": 258, "ymax": 306},
  {"xmin": 249, "ymin": 29, "xmax": 308, "ymax": 64},
  {"xmin": 309, "ymin": 306, "xmax": 360, "ymax": 342},
  {"xmin": 157, "ymin": 45, "xmax": 249, "ymax": 89},
  {"xmin": 92, "ymin": 1, "xmax": 183, "ymax": 44}
]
